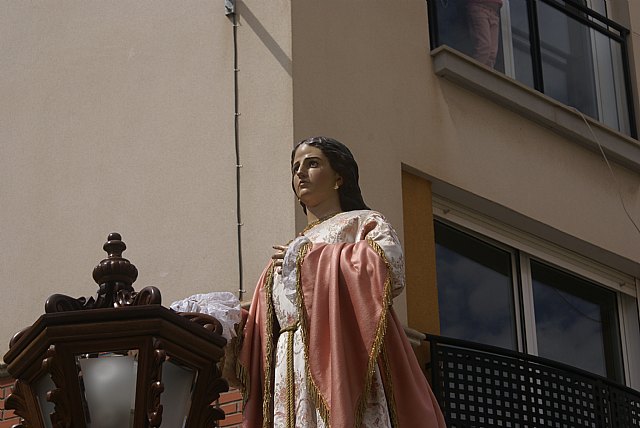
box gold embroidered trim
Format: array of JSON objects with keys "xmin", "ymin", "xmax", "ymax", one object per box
[
  {"xmin": 380, "ymin": 344, "xmax": 399, "ymax": 428},
  {"xmin": 263, "ymin": 264, "xmax": 276, "ymax": 428},
  {"xmin": 295, "ymin": 242, "xmax": 332, "ymax": 425},
  {"xmin": 236, "ymin": 322, "xmax": 250, "ymax": 405},
  {"xmin": 286, "ymin": 327, "xmax": 296, "ymax": 428},
  {"xmin": 236, "ymin": 268, "xmax": 276, "ymax": 408},
  {"xmin": 301, "ymin": 211, "xmax": 342, "ymax": 235},
  {"xmin": 352, "ymin": 238, "xmax": 394, "ymax": 428}
]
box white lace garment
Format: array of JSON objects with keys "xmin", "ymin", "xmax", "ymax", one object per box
[{"xmin": 272, "ymin": 210, "xmax": 405, "ymax": 427}]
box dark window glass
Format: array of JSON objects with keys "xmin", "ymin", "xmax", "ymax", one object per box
[
  {"xmin": 510, "ymin": 0, "xmax": 535, "ymax": 87},
  {"xmin": 531, "ymin": 259, "xmax": 623, "ymax": 381},
  {"xmin": 435, "ymin": 221, "xmax": 518, "ymax": 350},
  {"xmin": 537, "ymin": 1, "xmax": 598, "ymax": 119},
  {"xmin": 432, "ymin": 0, "xmax": 474, "ymax": 59},
  {"xmin": 427, "ymin": 0, "xmax": 632, "ymax": 135},
  {"xmin": 431, "ymin": 0, "xmax": 505, "ymax": 72}
]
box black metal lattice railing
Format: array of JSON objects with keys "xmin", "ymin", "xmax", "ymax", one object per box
[{"xmin": 426, "ymin": 335, "xmax": 640, "ymax": 428}]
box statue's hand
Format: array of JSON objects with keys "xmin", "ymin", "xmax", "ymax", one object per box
[{"xmin": 271, "ymin": 244, "xmax": 288, "ymax": 274}]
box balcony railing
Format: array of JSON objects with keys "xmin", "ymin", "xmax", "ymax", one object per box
[
  {"xmin": 427, "ymin": 0, "xmax": 637, "ymax": 138},
  {"xmin": 426, "ymin": 334, "xmax": 640, "ymax": 428}
]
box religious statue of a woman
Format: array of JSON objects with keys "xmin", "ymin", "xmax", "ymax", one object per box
[{"xmin": 237, "ymin": 136, "xmax": 446, "ymax": 428}]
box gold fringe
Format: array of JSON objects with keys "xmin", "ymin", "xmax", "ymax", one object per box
[
  {"xmin": 236, "ymin": 359, "xmax": 249, "ymax": 403},
  {"xmin": 262, "ymin": 264, "xmax": 276, "ymax": 428},
  {"xmin": 295, "ymin": 242, "xmax": 332, "ymax": 425},
  {"xmin": 366, "ymin": 238, "xmax": 392, "ymax": 279},
  {"xmin": 235, "ymin": 264, "xmax": 276, "ymax": 420},
  {"xmin": 293, "ymin": 239, "xmax": 395, "ymax": 428},
  {"xmin": 228, "ymin": 310, "xmax": 246, "ymax": 392},
  {"xmin": 351, "ymin": 238, "xmax": 394, "ymax": 428}
]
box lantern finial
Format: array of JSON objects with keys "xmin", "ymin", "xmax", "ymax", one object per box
[
  {"xmin": 92, "ymin": 232, "xmax": 138, "ymax": 288},
  {"xmin": 44, "ymin": 233, "xmax": 159, "ymax": 313},
  {"xmin": 104, "ymin": 232, "xmax": 125, "ymax": 257}
]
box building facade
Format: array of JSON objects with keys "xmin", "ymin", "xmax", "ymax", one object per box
[{"xmin": 2, "ymin": 0, "xmax": 639, "ymax": 426}]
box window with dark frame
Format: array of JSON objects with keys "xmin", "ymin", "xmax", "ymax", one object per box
[
  {"xmin": 531, "ymin": 258, "xmax": 624, "ymax": 381},
  {"xmin": 434, "ymin": 219, "xmax": 625, "ymax": 382},
  {"xmin": 427, "ymin": 0, "xmax": 636, "ymax": 137},
  {"xmin": 434, "ymin": 221, "xmax": 519, "ymax": 351}
]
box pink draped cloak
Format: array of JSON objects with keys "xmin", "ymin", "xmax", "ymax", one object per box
[{"xmin": 238, "ymin": 240, "xmax": 446, "ymax": 428}]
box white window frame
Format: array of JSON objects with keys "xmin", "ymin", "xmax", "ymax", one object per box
[
  {"xmin": 587, "ymin": 0, "xmax": 631, "ymax": 134},
  {"xmin": 433, "ymin": 196, "xmax": 640, "ymax": 388},
  {"xmin": 498, "ymin": 0, "xmax": 630, "ymax": 134}
]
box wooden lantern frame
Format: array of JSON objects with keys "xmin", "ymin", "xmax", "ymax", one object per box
[{"xmin": 3, "ymin": 233, "xmax": 229, "ymax": 428}]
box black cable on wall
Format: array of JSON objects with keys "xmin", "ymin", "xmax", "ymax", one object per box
[{"xmin": 228, "ymin": 4, "xmax": 245, "ymax": 301}]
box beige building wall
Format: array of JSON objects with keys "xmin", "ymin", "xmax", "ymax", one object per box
[
  {"xmin": 0, "ymin": 1, "xmax": 295, "ymax": 358},
  {"xmin": 2, "ymin": 0, "xmax": 639, "ymax": 366},
  {"xmin": 290, "ymin": 0, "xmax": 640, "ymax": 324}
]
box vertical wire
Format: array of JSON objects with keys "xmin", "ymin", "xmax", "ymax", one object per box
[{"xmin": 232, "ymin": 11, "xmax": 245, "ymax": 300}]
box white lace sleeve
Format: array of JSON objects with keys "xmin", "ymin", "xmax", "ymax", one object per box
[
  {"xmin": 358, "ymin": 211, "xmax": 406, "ymax": 298},
  {"xmin": 170, "ymin": 292, "xmax": 241, "ymax": 340}
]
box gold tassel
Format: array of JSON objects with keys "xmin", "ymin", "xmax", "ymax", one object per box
[{"xmin": 286, "ymin": 329, "xmax": 296, "ymax": 428}]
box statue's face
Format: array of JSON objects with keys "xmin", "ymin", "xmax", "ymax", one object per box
[{"xmin": 291, "ymin": 144, "xmax": 342, "ymax": 209}]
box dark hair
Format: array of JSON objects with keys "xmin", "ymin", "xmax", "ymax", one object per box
[{"xmin": 291, "ymin": 136, "xmax": 370, "ymax": 214}]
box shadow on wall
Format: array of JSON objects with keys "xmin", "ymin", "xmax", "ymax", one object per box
[{"xmin": 238, "ymin": 2, "xmax": 292, "ymax": 76}]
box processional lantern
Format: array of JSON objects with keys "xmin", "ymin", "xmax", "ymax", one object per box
[{"xmin": 3, "ymin": 233, "xmax": 229, "ymax": 427}]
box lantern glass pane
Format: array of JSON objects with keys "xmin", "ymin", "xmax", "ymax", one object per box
[
  {"xmin": 34, "ymin": 373, "xmax": 55, "ymax": 428},
  {"xmin": 76, "ymin": 350, "xmax": 138, "ymax": 428},
  {"xmin": 160, "ymin": 360, "xmax": 197, "ymax": 428}
]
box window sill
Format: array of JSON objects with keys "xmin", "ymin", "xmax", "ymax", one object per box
[{"xmin": 431, "ymin": 46, "xmax": 640, "ymax": 173}]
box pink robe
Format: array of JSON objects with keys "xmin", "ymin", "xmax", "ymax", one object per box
[{"xmin": 237, "ymin": 211, "xmax": 446, "ymax": 428}]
